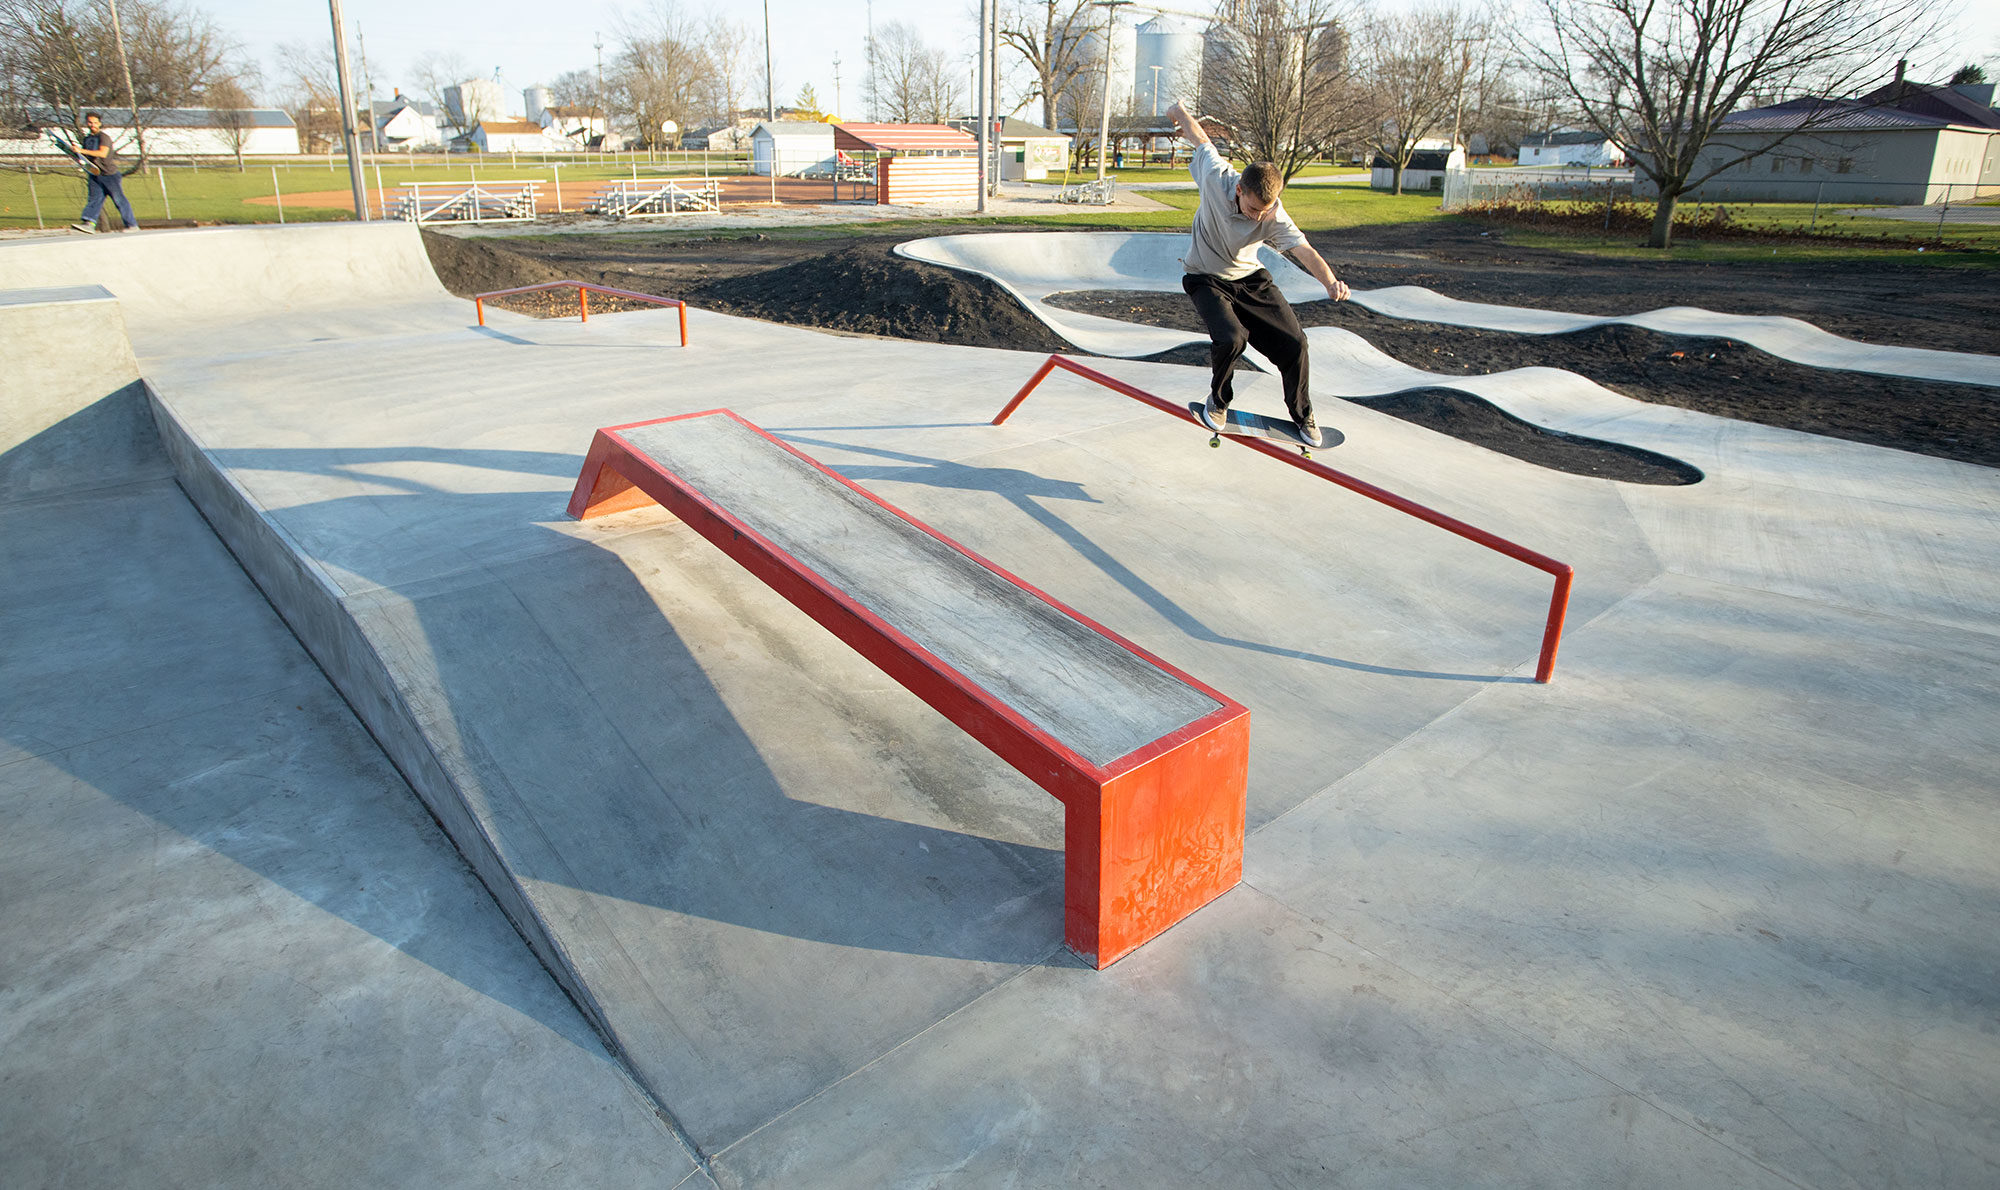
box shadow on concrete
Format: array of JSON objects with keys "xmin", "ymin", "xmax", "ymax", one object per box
[
  {"xmin": 203, "ymin": 442, "xmax": 1069, "ymax": 968},
  {"xmin": 777, "ymin": 433, "xmax": 1520, "ymax": 685},
  {"xmin": 0, "ymin": 397, "xmax": 600, "ymax": 1047}
]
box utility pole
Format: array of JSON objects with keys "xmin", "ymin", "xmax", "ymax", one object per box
[
  {"xmin": 357, "ymin": 27, "xmax": 377, "ymax": 153},
  {"xmin": 977, "ymin": 0, "xmax": 989, "ymax": 212},
  {"xmin": 763, "ymin": 0, "xmax": 776, "ymax": 120},
  {"xmin": 833, "ymin": 54, "xmax": 842, "ymax": 119},
  {"xmin": 987, "ymin": 0, "xmax": 1000, "ymax": 194},
  {"xmin": 594, "ymin": 34, "xmax": 605, "ymax": 146},
  {"xmin": 102, "ymin": 0, "xmax": 147, "ymax": 170},
  {"xmin": 326, "ymin": 0, "xmax": 368, "ymax": 219},
  {"xmin": 1093, "ymin": 0, "xmax": 1130, "ymax": 182}
]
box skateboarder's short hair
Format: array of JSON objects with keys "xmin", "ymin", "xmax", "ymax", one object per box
[
  {"xmin": 1240, "ymin": 162, "xmax": 1283, "ymax": 203},
  {"xmin": 84, "ymin": 111, "xmax": 102, "ymax": 122}
]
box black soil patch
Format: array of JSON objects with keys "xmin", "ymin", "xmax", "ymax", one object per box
[
  {"xmin": 1047, "ymin": 289, "xmax": 2000, "ymax": 469},
  {"xmin": 423, "ymin": 227, "xmax": 1999, "ymax": 476}
]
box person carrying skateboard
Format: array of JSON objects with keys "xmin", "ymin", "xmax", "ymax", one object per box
[
  {"xmin": 71, "ymin": 113, "xmax": 139, "ymax": 233},
  {"xmin": 1167, "ymin": 101, "xmax": 1345, "ymax": 446}
]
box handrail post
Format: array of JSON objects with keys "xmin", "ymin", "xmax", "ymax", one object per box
[
  {"xmin": 475, "ymin": 296, "xmax": 485, "ymax": 327},
  {"xmin": 677, "ymin": 300, "xmax": 688, "ymax": 347},
  {"xmin": 580, "ymin": 287, "xmax": 590, "ymax": 323},
  {"xmin": 993, "ymin": 355, "xmax": 1062, "ymax": 425}
]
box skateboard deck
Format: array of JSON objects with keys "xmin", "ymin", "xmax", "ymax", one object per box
[
  {"xmin": 45, "ymin": 129, "xmax": 106, "ymax": 175},
  {"xmin": 1189, "ymin": 401, "xmax": 1343, "ymax": 457}
]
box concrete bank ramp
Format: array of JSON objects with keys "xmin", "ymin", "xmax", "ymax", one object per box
[
  {"xmin": 896, "ymin": 230, "xmax": 2000, "ymax": 387},
  {"xmin": 0, "ymin": 222, "xmax": 458, "ymax": 351},
  {"xmin": 0, "ymin": 283, "xmax": 700, "ymax": 1187}
]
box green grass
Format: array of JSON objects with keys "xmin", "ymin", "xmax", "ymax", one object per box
[
  {"xmin": 1143, "ymin": 182, "xmax": 1454, "ymax": 233},
  {"xmin": 0, "ymin": 155, "xmax": 754, "ymax": 228},
  {"xmin": 1488, "ymin": 198, "xmax": 2000, "ymax": 265}
]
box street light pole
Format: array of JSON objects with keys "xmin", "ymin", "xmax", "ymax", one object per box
[
  {"xmin": 1093, "ymin": 0, "xmax": 1130, "ymax": 183},
  {"xmin": 1149, "ymin": 64, "xmax": 1161, "ymax": 117}
]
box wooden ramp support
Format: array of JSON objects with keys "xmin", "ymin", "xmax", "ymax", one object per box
[{"xmin": 567, "ymin": 411, "xmax": 1249, "ymax": 967}]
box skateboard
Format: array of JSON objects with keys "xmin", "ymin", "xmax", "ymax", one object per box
[
  {"xmin": 1189, "ymin": 402, "xmax": 1343, "ymax": 458},
  {"xmin": 45, "ymin": 129, "xmax": 108, "ymax": 175}
]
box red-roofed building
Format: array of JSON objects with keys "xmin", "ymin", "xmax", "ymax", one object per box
[{"xmin": 832, "ymin": 123, "xmax": 977, "ymax": 155}]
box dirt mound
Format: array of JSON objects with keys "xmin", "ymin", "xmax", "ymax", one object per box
[
  {"xmin": 421, "ymin": 230, "xmax": 572, "ymax": 298},
  {"xmin": 694, "ymin": 244, "xmax": 1072, "ymax": 353}
]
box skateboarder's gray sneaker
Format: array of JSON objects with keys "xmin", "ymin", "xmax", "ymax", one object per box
[
  {"xmin": 1200, "ymin": 394, "xmax": 1228, "ymax": 433},
  {"xmin": 70, "ymin": 222, "xmax": 96, "ymax": 234},
  {"xmin": 1298, "ymin": 413, "xmax": 1324, "ymax": 448}
]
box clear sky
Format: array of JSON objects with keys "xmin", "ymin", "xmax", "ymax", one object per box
[{"xmin": 210, "ymin": 0, "xmax": 1998, "ymax": 121}]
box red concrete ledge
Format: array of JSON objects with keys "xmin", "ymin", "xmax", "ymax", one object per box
[{"xmin": 568, "ymin": 410, "xmax": 1249, "ymax": 967}]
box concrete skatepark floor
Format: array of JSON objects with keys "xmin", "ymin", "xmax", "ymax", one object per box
[{"xmin": 4, "ymin": 222, "xmax": 1998, "ymax": 1188}]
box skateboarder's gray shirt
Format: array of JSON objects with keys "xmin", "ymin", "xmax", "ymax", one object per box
[{"xmin": 1180, "ymin": 143, "xmax": 1308, "ymax": 280}]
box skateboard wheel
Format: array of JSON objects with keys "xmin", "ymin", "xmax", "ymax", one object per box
[{"xmin": 1208, "ymin": 436, "xmax": 1220, "ymax": 448}]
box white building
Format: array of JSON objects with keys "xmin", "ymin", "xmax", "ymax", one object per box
[
  {"xmin": 1518, "ymin": 129, "xmax": 1626, "ymax": 166},
  {"xmin": 1371, "ymin": 145, "xmax": 1467, "ymax": 190},
  {"xmin": 374, "ymin": 95, "xmax": 445, "ymax": 151},
  {"xmin": 3, "ymin": 107, "xmax": 299, "ymax": 157},
  {"xmin": 463, "ymin": 119, "xmax": 582, "ymax": 154},
  {"xmin": 749, "ymin": 122, "xmax": 837, "ymax": 176}
]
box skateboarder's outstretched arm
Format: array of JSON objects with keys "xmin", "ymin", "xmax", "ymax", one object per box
[{"xmin": 1167, "ymin": 102, "xmax": 1209, "ymax": 149}]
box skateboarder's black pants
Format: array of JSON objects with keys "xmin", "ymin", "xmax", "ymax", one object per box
[{"xmin": 1182, "ymin": 269, "xmax": 1310, "ymax": 423}]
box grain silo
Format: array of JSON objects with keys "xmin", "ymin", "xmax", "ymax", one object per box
[{"xmin": 1133, "ymin": 16, "xmax": 1202, "ymax": 118}]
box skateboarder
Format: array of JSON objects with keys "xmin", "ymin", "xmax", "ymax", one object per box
[
  {"xmin": 71, "ymin": 113, "xmax": 138, "ymax": 233},
  {"xmin": 1167, "ymin": 101, "xmax": 1345, "ymax": 446}
]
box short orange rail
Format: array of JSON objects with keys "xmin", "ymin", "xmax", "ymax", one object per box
[
  {"xmin": 473, "ymin": 280, "xmax": 689, "ymax": 346},
  {"xmin": 995, "ymin": 354, "xmax": 1575, "ymax": 683}
]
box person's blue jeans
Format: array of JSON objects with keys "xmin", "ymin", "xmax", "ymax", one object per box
[{"xmin": 80, "ymin": 172, "xmax": 137, "ymax": 228}]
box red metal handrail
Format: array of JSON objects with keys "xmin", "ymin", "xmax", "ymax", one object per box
[
  {"xmin": 473, "ymin": 280, "xmax": 688, "ymax": 346},
  {"xmin": 994, "ymin": 354, "xmax": 1575, "ymax": 683}
]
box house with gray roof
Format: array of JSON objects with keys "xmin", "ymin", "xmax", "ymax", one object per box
[{"xmin": 1638, "ymin": 89, "xmax": 2000, "ymax": 205}]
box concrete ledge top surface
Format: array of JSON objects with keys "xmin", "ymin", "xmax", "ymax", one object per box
[{"xmin": 618, "ymin": 414, "xmax": 1225, "ymax": 768}]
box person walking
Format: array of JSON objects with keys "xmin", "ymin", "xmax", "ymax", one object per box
[
  {"xmin": 1167, "ymin": 101, "xmax": 1345, "ymax": 446},
  {"xmin": 71, "ymin": 113, "xmax": 139, "ymax": 233}
]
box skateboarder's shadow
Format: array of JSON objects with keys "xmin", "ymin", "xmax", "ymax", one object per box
[{"xmin": 777, "ymin": 434, "xmax": 1512, "ymax": 684}]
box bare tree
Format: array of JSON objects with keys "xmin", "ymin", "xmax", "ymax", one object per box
[
  {"xmin": 1362, "ymin": 4, "xmax": 1478, "ymax": 194},
  {"xmin": 207, "ymin": 73, "xmax": 254, "ymax": 169},
  {"xmin": 867, "ymin": 21, "xmax": 959, "ymax": 123},
  {"xmin": 275, "ymin": 40, "xmax": 342, "ymax": 152},
  {"xmin": 1202, "ymin": 0, "xmax": 1375, "ymax": 180},
  {"xmin": 1525, "ymin": 0, "xmax": 1950, "ymax": 247},
  {"xmin": 409, "ymin": 51, "xmax": 474, "ymax": 136},
  {"xmin": 610, "ymin": 2, "xmax": 729, "ymax": 146},
  {"xmin": 1, "ymin": 0, "xmax": 247, "ymax": 158},
  {"xmin": 997, "ymin": 0, "xmax": 1096, "ymax": 131}
]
